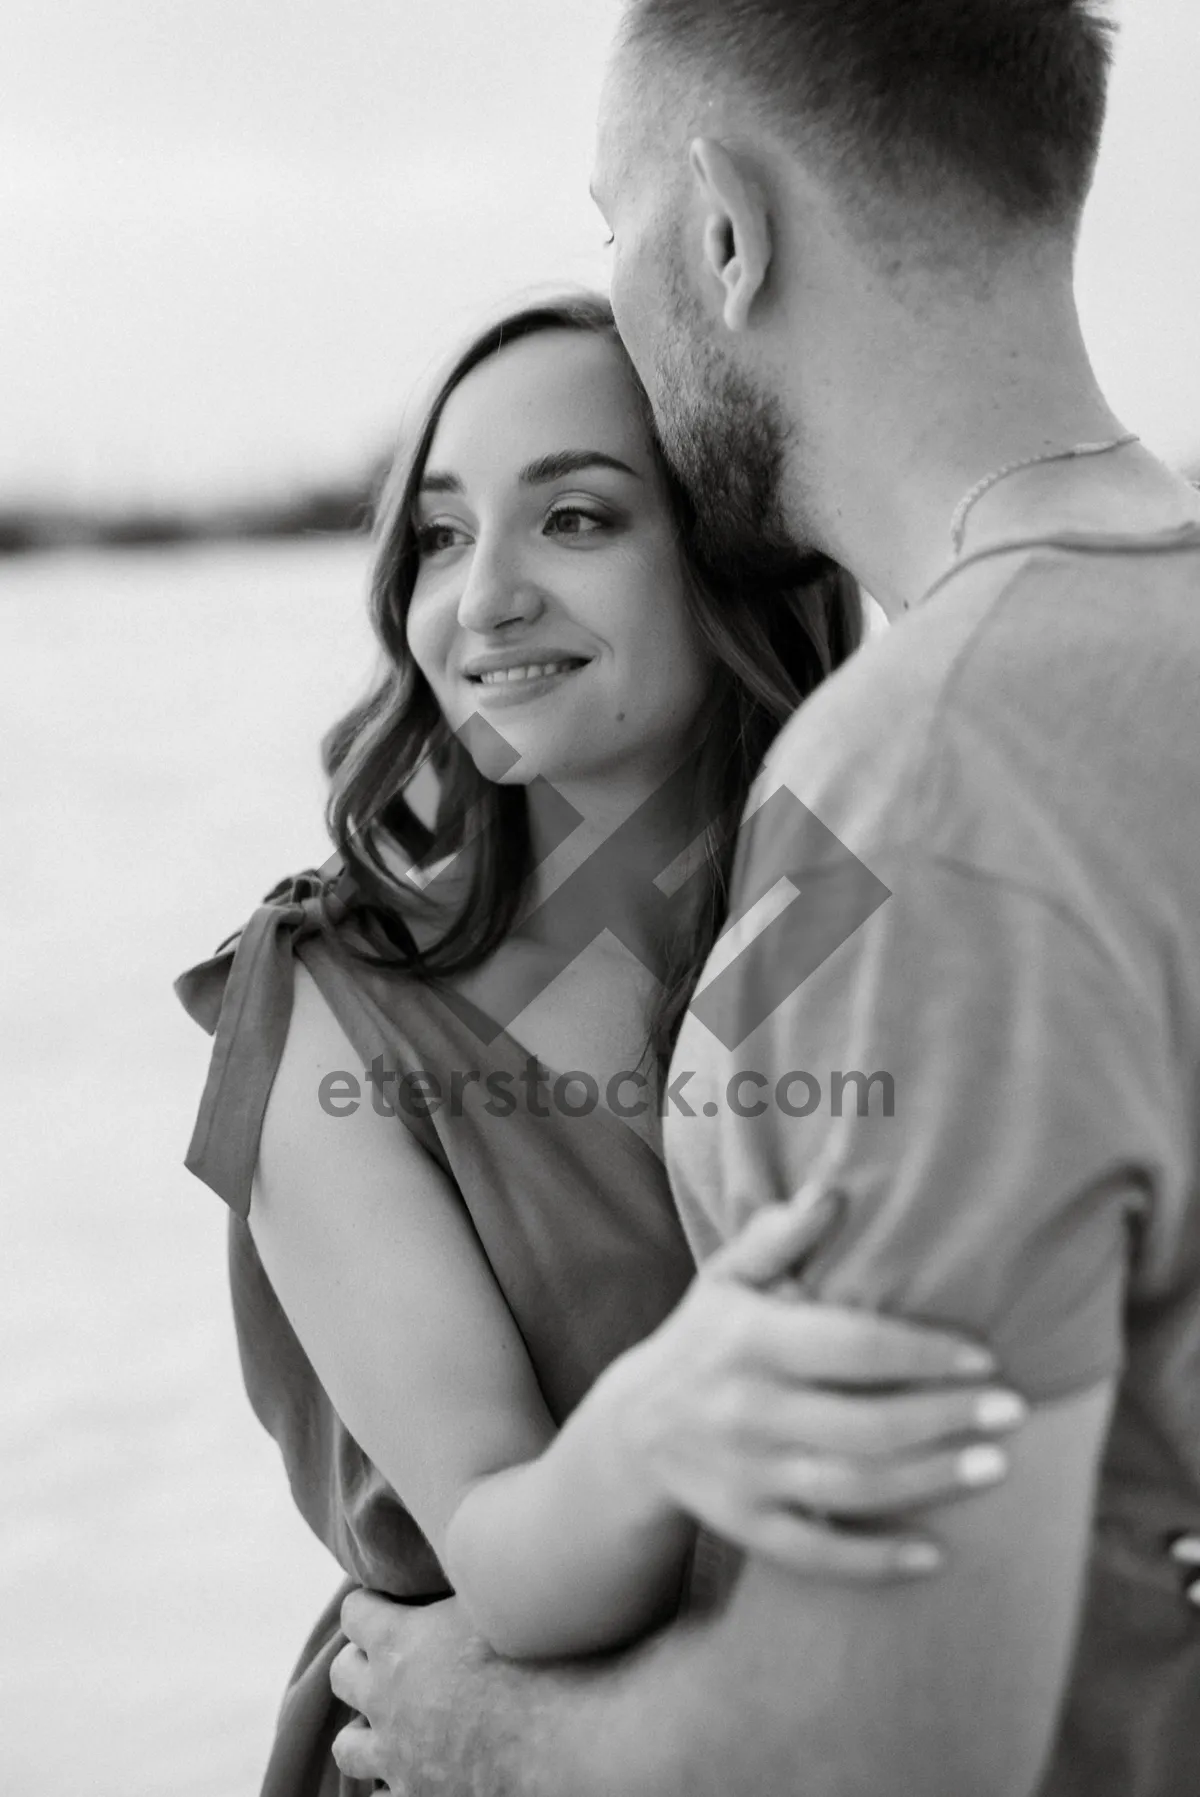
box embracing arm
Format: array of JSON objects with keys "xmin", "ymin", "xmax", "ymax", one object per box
[
  {"xmin": 666, "ymin": 1382, "xmax": 1113, "ymax": 1796},
  {"xmin": 334, "ymin": 1355, "xmax": 1112, "ymax": 1797},
  {"xmin": 254, "ymin": 967, "xmax": 1019, "ymax": 1664},
  {"xmin": 545, "ymin": 1382, "xmax": 1113, "ymax": 1796},
  {"xmin": 607, "ymin": 860, "xmax": 1139, "ymax": 1792},
  {"xmin": 438, "ymin": 1362, "xmax": 693, "ymax": 1658},
  {"xmin": 333, "ymin": 857, "xmax": 1141, "ymax": 1793},
  {"xmin": 251, "ymin": 963, "xmax": 692, "ymax": 1659}
]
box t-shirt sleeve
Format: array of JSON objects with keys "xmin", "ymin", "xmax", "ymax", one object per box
[{"xmin": 673, "ymin": 851, "xmax": 1158, "ymax": 1402}]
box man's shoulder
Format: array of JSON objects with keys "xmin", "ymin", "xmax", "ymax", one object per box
[
  {"xmin": 757, "ymin": 562, "xmax": 1013, "ymax": 851},
  {"xmin": 918, "ymin": 527, "xmax": 1200, "ymax": 713},
  {"xmin": 761, "ymin": 532, "xmax": 1200, "ymax": 851}
]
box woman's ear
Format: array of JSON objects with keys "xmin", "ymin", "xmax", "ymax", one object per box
[{"xmin": 688, "ymin": 137, "xmax": 772, "ymax": 333}]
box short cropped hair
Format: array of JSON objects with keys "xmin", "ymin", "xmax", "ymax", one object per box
[{"xmin": 621, "ymin": 0, "xmax": 1116, "ymax": 229}]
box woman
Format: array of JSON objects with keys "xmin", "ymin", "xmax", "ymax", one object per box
[{"xmin": 178, "ymin": 296, "xmax": 1025, "ymax": 1792}]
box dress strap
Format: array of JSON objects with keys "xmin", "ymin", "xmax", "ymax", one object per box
[{"xmin": 175, "ymin": 861, "xmax": 346, "ymax": 1219}]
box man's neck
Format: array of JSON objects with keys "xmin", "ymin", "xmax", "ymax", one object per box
[{"xmin": 783, "ymin": 258, "xmax": 1191, "ymax": 617}]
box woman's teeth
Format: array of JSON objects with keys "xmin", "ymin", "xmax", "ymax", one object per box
[{"xmin": 475, "ymin": 660, "xmax": 583, "ymax": 686}]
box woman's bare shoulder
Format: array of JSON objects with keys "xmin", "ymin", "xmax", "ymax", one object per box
[{"xmin": 256, "ymin": 961, "xmax": 428, "ymax": 1199}]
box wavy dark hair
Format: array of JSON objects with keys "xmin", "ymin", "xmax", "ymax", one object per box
[{"xmin": 322, "ymin": 293, "xmax": 862, "ymax": 1067}]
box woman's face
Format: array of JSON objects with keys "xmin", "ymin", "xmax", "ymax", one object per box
[{"xmin": 406, "ymin": 329, "xmax": 714, "ymax": 794}]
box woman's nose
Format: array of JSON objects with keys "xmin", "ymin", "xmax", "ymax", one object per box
[{"xmin": 455, "ymin": 536, "xmax": 544, "ymax": 634}]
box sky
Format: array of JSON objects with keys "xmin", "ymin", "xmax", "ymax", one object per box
[{"xmin": 2, "ymin": 0, "xmax": 1198, "ymax": 506}]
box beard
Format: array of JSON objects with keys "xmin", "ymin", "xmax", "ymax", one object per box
[{"xmin": 648, "ymin": 321, "xmax": 834, "ymax": 594}]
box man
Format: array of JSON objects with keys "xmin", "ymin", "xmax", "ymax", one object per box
[{"xmin": 332, "ymin": 3, "xmax": 1200, "ymax": 1791}]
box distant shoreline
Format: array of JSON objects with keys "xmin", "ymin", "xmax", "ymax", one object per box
[
  {"xmin": 6, "ymin": 456, "xmax": 1197, "ymax": 560},
  {"xmin": 0, "ymin": 465, "xmax": 386, "ymax": 558}
]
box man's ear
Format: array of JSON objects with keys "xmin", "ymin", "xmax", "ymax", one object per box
[{"xmin": 688, "ymin": 137, "xmax": 772, "ymax": 332}]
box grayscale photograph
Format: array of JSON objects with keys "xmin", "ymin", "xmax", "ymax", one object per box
[{"xmin": 3, "ymin": 3, "xmax": 1199, "ymax": 1792}]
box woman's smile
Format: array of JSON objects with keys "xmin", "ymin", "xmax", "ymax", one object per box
[
  {"xmin": 466, "ymin": 653, "xmax": 594, "ymax": 708},
  {"xmin": 405, "ymin": 328, "xmax": 715, "ymax": 794}
]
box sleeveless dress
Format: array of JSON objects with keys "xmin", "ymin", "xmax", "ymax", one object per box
[{"xmin": 175, "ymin": 861, "xmax": 698, "ymax": 1797}]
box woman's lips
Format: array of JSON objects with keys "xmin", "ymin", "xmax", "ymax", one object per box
[
  {"xmin": 466, "ymin": 658, "xmax": 591, "ymax": 708},
  {"xmin": 470, "ymin": 657, "xmax": 587, "ymax": 686}
]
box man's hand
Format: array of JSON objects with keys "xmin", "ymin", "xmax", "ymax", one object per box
[{"xmin": 330, "ymin": 1590, "xmax": 525, "ymax": 1796}]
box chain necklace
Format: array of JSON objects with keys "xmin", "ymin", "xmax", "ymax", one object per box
[{"xmin": 949, "ymin": 431, "xmax": 1140, "ymax": 558}]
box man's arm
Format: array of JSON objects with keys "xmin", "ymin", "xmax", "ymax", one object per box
[
  {"xmin": 332, "ymin": 1383, "xmax": 1110, "ymax": 1797},
  {"xmin": 335, "ymin": 853, "xmax": 1145, "ymax": 1795},
  {"xmin": 653, "ymin": 1384, "xmax": 1113, "ymax": 1796},
  {"xmin": 654, "ymin": 855, "xmax": 1140, "ymax": 1791}
]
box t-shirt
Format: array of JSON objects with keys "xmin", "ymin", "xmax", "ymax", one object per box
[{"xmin": 665, "ymin": 525, "xmax": 1200, "ymax": 1797}]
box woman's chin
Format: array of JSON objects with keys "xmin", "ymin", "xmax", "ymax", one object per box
[
  {"xmin": 463, "ymin": 722, "xmax": 575, "ymax": 789},
  {"xmin": 465, "ymin": 738, "xmax": 553, "ymax": 787},
  {"xmin": 477, "ymin": 749, "xmax": 593, "ymax": 793}
]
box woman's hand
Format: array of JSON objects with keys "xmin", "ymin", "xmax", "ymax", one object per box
[{"xmin": 604, "ymin": 1190, "xmax": 1028, "ymax": 1581}]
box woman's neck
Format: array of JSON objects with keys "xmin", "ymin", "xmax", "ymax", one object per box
[{"xmin": 520, "ymin": 763, "xmax": 704, "ymax": 971}]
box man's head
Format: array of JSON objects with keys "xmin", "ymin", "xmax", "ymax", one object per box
[{"xmin": 593, "ymin": 0, "xmax": 1116, "ymax": 560}]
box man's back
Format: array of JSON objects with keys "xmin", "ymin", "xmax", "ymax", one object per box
[{"xmin": 667, "ymin": 523, "xmax": 1200, "ymax": 1795}]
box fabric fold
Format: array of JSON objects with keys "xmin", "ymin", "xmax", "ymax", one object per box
[{"xmin": 175, "ymin": 861, "xmax": 345, "ymax": 1217}]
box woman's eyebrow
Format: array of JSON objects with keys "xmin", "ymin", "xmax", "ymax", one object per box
[
  {"xmin": 417, "ymin": 470, "xmax": 462, "ymax": 496},
  {"xmin": 417, "ymin": 451, "xmax": 642, "ymax": 499},
  {"xmin": 520, "ymin": 450, "xmax": 642, "ymax": 485}
]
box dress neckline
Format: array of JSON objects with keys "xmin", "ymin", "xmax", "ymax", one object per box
[
  {"xmin": 332, "ymin": 859, "xmax": 671, "ymax": 1174},
  {"xmin": 388, "ymin": 964, "xmax": 669, "ymax": 1177}
]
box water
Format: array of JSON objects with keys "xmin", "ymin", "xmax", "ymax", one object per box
[{"xmin": 1, "ymin": 539, "xmax": 380, "ymax": 1795}]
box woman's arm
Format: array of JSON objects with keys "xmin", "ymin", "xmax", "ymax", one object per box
[
  {"xmin": 253, "ymin": 969, "xmax": 1028, "ymax": 1661},
  {"xmin": 440, "ymin": 1191, "xmax": 1028, "ymax": 1656},
  {"xmin": 441, "ymin": 1362, "xmax": 693, "ymax": 1657},
  {"xmin": 251, "ymin": 965, "xmax": 692, "ymax": 1659}
]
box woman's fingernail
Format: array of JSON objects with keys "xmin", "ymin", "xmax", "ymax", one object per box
[
  {"xmin": 975, "ymin": 1390, "xmax": 1028, "ymax": 1430},
  {"xmin": 897, "ymin": 1541, "xmax": 943, "ymax": 1573},
  {"xmin": 1169, "ymin": 1536, "xmax": 1200, "ymax": 1566},
  {"xmin": 954, "ymin": 1342, "xmax": 997, "ymax": 1375},
  {"xmin": 1189, "ymin": 1579, "xmax": 1200, "ymax": 1609},
  {"xmin": 957, "ymin": 1444, "xmax": 1008, "ymax": 1486}
]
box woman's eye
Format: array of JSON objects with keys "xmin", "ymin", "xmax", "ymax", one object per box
[
  {"xmin": 414, "ymin": 521, "xmax": 466, "ymax": 556},
  {"xmin": 601, "ymin": 232, "xmax": 615, "ymax": 248},
  {"xmin": 545, "ymin": 506, "xmax": 609, "ymax": 540}
]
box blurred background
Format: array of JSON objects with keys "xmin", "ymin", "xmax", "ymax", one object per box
[{"xmin": 1, "ymin": 2, "xmax": 1198, "ymax": 1792}]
